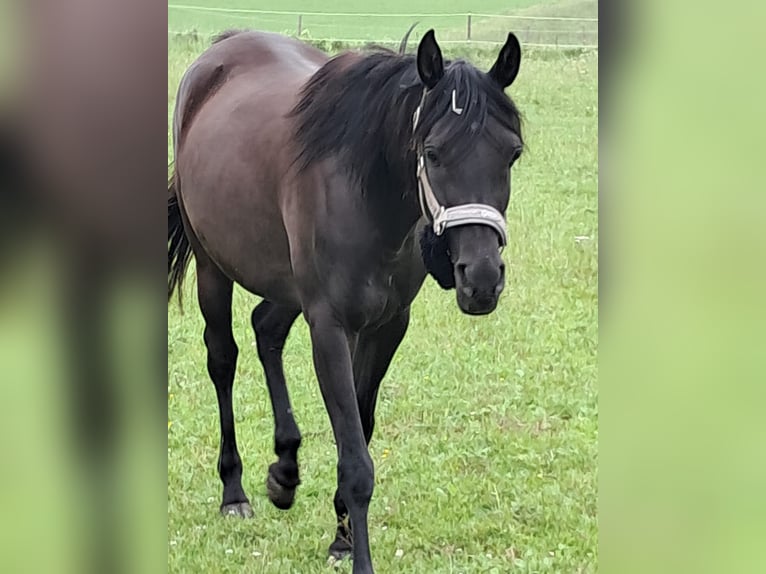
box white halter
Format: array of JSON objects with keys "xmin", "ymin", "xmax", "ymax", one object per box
[{"xmin": 411, "ymin": 88, "xmax": 508, "ymax": 247}]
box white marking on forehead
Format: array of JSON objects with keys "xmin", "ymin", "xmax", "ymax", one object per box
[{"xmin": 451, "ymin": 89, "xmax": 464, "ymax": 115}]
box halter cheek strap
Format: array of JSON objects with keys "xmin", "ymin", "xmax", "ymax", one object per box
[
  {"xmin": 412, "ymin": 89, "xmax": 509, "ymax": 248},
  {"xmin": 416, "ymin": 154, "xmax": 508, "ymax": 245}
]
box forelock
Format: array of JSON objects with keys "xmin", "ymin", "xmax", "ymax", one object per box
[{"xmin": 413, "ymin": 61, "xmax": 522, "ymax": 159}]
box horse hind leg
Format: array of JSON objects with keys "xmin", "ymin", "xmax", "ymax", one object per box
[
  {"xmin": 251, "ymin": 300, "xmax": 302, "ymax": 509},
  {"xmin": 196, "ymin": 256, "xmax": 253, "ymax": 518}
]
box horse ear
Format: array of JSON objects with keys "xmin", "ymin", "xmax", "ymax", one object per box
[
  {"xmin": 417, "ymin": 29, "xmax": 444, "ymax": 89},
  {"xmin": 488, "ymin": 33, "xmax": 521, "ymax": 88}
]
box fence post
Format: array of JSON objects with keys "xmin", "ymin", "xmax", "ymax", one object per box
[
  {"xmin": 466, "ymin": 13, "xmax": 472, "ymax": 41},
  {"xmin": 297, "ymin": 14, "xmax": 302, "ymax": 36}
]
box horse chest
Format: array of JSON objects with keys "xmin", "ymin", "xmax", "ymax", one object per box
[
  {"xmin": 344, "ymin": 255, "xmax": 422, "ymax": 331},
  {"xmin": 348, "ymin": 276, "xmax": 402, "ymax": 330}
]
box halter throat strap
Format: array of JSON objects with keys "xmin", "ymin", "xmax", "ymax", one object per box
[{"xmin": 412, "ymin": 89, "xmax": 509, "ymax": 247}]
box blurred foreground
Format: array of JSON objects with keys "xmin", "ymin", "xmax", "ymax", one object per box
[{"xmin": 0, "ymin": 1, "xmax": 166, "ymax": 573}]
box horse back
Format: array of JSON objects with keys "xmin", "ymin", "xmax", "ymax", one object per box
[{"xmin": 173, "ymin": 31, "xmax": 327, "ymax": 156}]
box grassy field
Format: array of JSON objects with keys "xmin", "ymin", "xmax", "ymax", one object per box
[
  {"xmin": 167, "ymin": 0, "xmax": 540, "ymax": 40},
  {"xmin": 168, "ymin": 4, "xmax": 598, "ymax": 572},
  {"xmin": 168, "ymin": 0, "xmax": 598, "ymax": 46}
]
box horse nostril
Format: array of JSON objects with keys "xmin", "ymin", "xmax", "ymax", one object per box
[
  {"xmin": 496, "ymin": 264, "xmax": 506, "ymax": 296},
  {"xmin": 456, "ymin": 264, "xmax": 473, "ymax": 297}
]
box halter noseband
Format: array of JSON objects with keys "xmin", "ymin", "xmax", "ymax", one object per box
[{"xmin": 412, "ymin": 88, "xmax": 509, "ymax": 247}]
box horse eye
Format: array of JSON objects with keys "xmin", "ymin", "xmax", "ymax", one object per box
[
  {"xmin": 509, "ymin": 148, "xmax": 523, "ymax": 166},
  {"xmin": 425, "ymin": 149, "xmax": 441, "ymax": 166}
]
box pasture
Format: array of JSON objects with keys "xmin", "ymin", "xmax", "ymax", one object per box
[
  {"xmin": 168, "ymin": 0, "xmax": 598, "ymax": 46},
  {"xmin": 167, "ymin": 2, "xmax": 598, "ymax": 572}
]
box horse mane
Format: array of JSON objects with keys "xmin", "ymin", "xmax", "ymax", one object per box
[{"xmin": 288, "ymin": 44, "xmax": 523, "ymax": 190}]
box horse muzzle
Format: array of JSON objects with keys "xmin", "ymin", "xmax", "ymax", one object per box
[{"xmin": 454, "ymin": 251, "xmax": 505, "ymax": 315}]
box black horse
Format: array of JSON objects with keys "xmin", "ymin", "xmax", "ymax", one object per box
[{"xmin": 168, "ymin": 28, "xmax": 523, "ymax": 573}]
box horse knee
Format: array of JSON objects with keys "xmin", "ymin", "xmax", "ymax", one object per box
[{"xmin": 339, "ymin": 454, "xmax": 374, "ymax": 508}]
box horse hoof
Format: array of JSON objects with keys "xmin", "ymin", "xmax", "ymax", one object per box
[
  {"xmin": 220, "ymin": 502, "xmax": 254, "ymax": 518},
  {"xmin": 266, "ymin": 467, "xmax": 297, "ymax": 510},
  {"xmin": 328, "ymin": 538, "xmax": 353, "ymax": 561}
]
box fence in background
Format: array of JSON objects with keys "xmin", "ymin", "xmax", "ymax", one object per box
[{"xmin": 168, "ymin": 4, "xmax": 598, "ymax": 49}]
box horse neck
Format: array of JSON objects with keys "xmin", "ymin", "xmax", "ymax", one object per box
[{"xmin": 363, "ymin": 130, "xmax": 422, "ymax": 250}]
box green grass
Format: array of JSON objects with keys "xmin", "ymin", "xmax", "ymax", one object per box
[
  {"xmin": 168, "ymin": 0, "xmax": 525, "ymax": 42},
  {"xmin": 167, "ymin": 9, "xmax": 598, "ymax": 572},
  {"xmin": 469, "ymin": 0, "xmax": 598, "ymax": 46},
  {"xmin": 168, "ymin": 0, "xmax": 598, "ymax": 46}
]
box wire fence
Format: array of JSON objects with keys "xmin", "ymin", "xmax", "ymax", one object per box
[{"xmin": 168, "ymin": 4, "xmax": 598, "ymax": 50}]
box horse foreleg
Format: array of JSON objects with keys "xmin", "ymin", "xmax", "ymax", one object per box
[
  {"xmin": 329, "ymin": 309, "xmax": 411, "ymax": 560},
  {"xmin": 306, "ymin": 305, "xmax": 375, "ymax": 574}
]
